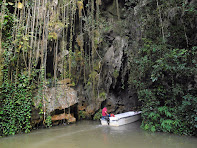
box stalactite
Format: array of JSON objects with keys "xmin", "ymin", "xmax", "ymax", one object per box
[
  {"xmin": 77, "ymin": 0, "xmax": 83, "ymax": 18},
  {"xmin": 180, "ymin": 4, "xmax": 189, "ymax": 48},
  {"xmin": 86, "ymin": 0, "xmax": 91, "ymax": 68},
  {"xmin": 64, "ymin": 0, "xmax": 70, "ymax": 80},
  {"xmin": 14, "ymin": 0, "xmax": 25, "ymax": 84},
  {"xmin": 95, "ymin": 0, "xmax": 102, "ymax": 98},
  {"xmin": 40, "ymin": 0, "xmax": 49, "ymax": 123},
  {"xmin": 2, "ymin": 0, "xmax": 103, "ymax": 116},
  {"xmin": 0, "ymin": 0, "xmax": 6, "ymax": 85},
  {"xmin": 77, "ymin": 0, "xmax": 84, "ymax": 84},
  {"xmin": 21, "ymin": 0, "xmax": 27, "ymax": 70},
  {"xmin": 96, "ymin": 0, "xmax": 100, "ymax": 23},
  {"xmin": 54, "ymin": 41, "xmax": 58, "ymax": 86},
  {"xmin": 156, "ymin": 0, "xmax": 165, "ymax": 43},
  {"xmin": 62, "ymin": 1, "xmax": 66, "ymax": 80},
  {"xmin": 91, "ymin": 0, "xmax": 95, "ymax": 99},
  {"xmin": 28, "ymin": 0, "xmax": 37, "ymax": 78},
  {"xmin": 116, "ymin": 0, "xmax": 120, "ymax": 20},
  {"xmin": 35, "ymin": 0, "xmax": 41, "ymax": 66},
  {"xmin": 68, "ymin": 1, "xmax": 75, "ymax": 80},
  {"xmin": 1, "ymin": 0, "xmax": 102, "ymax": 94},
  {"xmin": 23, "ymin": 6, "xmax": 30, "ymax": 70}
]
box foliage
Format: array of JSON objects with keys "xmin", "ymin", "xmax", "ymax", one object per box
[
  {"xmin": 0, "ymin": 73, "xmax": 33, "ymax": 136},
  {"xmin": 93, "ymin": 109, "xmax": 102, "ymax": 120},
  {"xmin": 130, "ymin": 43, "xmax": 197, "ymax": 136},
  {"xmin": 99, "ymin": 92, "xmax": 106, "ymax": 99},
  {"xmin": 113, "ymin": 69, "xmax": 119, "ymax": 79},
  {"xmin": 126, "ymin": 0, "xmax": 197, "ymax": 136},
  {"xmin": 78, "ymin": 110, "xmax": 86, "ymax": 119},
  {"xmin": 45, "ymin": 116, "xmax": 52, "ymax": 128},
  {"xmin": 0, "ymin": 0, "xmax": 107, "ymax": 137},
  {"xmin": 0, "ymin": 2, "xmax": 36, "ymax": 136},
  {"xmin": 0, "ymin": 0, "xmax": 196, "ymax": 138}
]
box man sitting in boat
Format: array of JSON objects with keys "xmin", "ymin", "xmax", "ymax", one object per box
[{"xmin": 101, "ymin": 106, "xmax": 110, "ymax": 122}]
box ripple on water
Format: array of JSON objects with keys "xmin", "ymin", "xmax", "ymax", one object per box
[{"xmin": 0, "ymin": 120, "xmax": 196, "ymax": 148}]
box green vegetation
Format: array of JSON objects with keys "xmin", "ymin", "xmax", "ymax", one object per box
[
  {"xmin": 99, "ymin": 92, "xmax": 106, "ymax": 99},
  {"xmin": 78, "ymin": 111, "xmax": 86, "ymax": 119},
  {"xmin": 126, "ymin": 0, "xmax": 197, "ymax": 136},
  {"xmin": 45, "ymin": 116, "xmax": 52, "ymax": 128},
  {"xmin": 132, "ymin": 45, "xmax": 197, "ymax": 135},
  {"xmin": 93, "ymin": 109, "xmax": 102, "ymax": 120},
  {"xmin": 0, "ymin": 73, "xmax": 33, "ymax": 136},
  {"xmin": 0, "ymin": 0, "xmax": 104, "ymax": 136},
  {"xmin": 113, "ymin": 70, "xmax": 119, "ymax": 79},
  {"xmin": 0, "ymin": 0, "xmax": 196, "ymax": 137}
]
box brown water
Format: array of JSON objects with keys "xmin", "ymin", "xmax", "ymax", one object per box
[{"xmin": 0, "ymin": 120, "xmax": 196, "ymax": 148}]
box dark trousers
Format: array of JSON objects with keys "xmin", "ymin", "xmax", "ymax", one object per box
[{"xmin": 102, "ymin": 115, "xmax": 110, "ymax": 123}]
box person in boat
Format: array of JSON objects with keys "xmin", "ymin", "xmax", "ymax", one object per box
[{"xmin": 102, "ymin": 106, "xmax": 110, "ymax": 122}]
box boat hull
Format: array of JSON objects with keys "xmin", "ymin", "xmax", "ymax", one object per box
[
  {"xmin": 100, "ymin": 111, "xmax": 141, "ymax": 126},
  {"xmin": 109, "ymin": 113, "xmax": 141, "ymax": 126},
  {"xmin": 100, "ymin": 119, "xmax": 108, "ymax": 125}
]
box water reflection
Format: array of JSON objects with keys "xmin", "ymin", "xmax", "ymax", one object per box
[{"xmin": 0, "ymin": 120, "xmax": 196, "ymax": 148}]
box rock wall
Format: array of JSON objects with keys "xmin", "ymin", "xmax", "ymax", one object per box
[
  {"xmin": 33, "ymin": 83, "xmax": 78, "ymax": 113},
  {"xmin": 75, "ymin": 31, "xmax": 139, "ymax": 117},
  {"xmin": 75, "ymin": 0, "xmax": 140, "ymax": 118},
  {"xmin": 32, "ymin": 79, "xmax": 78, "ymax": 125},
  {"xmin": 31, "ymin": 0, "xmax": 140, "ymax": 122}
]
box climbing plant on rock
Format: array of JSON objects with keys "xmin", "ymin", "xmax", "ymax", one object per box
[{"xmin": 0, "ymin": 0, "xmax": 107, "ymax": 136}]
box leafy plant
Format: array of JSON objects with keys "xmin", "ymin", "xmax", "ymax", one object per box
[
  {"xmin": 78, "ymin": 111, "xmax": 86, "ymax": 119},
  {"xmin": 99, "ymin": 92, "xmax": 106, "ymax": 99},
  {"xmin": 45, "ymin": 116, "xmax": 52, "ymax": 128},
  {"xmin": 126, "ymin": 0, "xmax": 197, "ymax": 136},
  {"xmin": 93, "ymin": 109, "xmax": 102, "ymax": 120},
  {"xmin": 0, "ymin": 73, "xmax": 33, "ymax": 136},
  {"xmin": 130, "ymin": 44, "xmax": 197, "ymax": 136}
]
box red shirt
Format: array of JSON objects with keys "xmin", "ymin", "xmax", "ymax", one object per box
[{"xmin": 102, "ymin": 107, "xmax": 107, "ymax": 116}]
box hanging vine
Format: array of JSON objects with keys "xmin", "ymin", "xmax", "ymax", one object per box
[{"xmin": 0, "ymin": 0, "xmax": 105, "ymax": 136}]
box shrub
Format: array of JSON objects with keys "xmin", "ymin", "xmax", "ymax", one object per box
[{"xmin": 93, "ymin": 109, "xmax": 102, "ymax": 120}]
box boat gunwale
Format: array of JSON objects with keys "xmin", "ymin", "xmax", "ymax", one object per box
[
  {"xmin": 109, "ymin": 111, "xmax": 141, "ymax": 121},
  {"xmin": 110, "ymin": 113, "xmax": 140, "ymax": 121}
]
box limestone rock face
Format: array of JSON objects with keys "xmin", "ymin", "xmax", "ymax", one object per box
[
  {"xmin": 77, "ymin": 95, "xmax": 105, "ymax": 119},
  {"xmin": 102, "ymin": 36, "xmax": 127, "ymax": 92},
  {"xmin": 33, "ymin": 81, "xmax": 78, "ymax": 113},
  {"xmin": 106, "ymin": 89, "xmax": 138, "ymax": 114},
  {"xmin": 86, "ymin": 102, "xmax": 101, "ymax": 117},
  {"xmin": 76, "ymin": 34, "xmax": 137, "ymax": 117}
]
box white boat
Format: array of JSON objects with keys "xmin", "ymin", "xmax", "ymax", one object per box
[
  {"xmin": 100, "ymin": 118, "xmax": 109, "ymax": 125},
  {"xmin": 100, "ymin": 111, "xmax": 141, "ymax": 126}
]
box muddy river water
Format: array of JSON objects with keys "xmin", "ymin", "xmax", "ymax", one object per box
[{"xmin": 0, "ymin": 120, "xmax": 196, "ymax": 148}]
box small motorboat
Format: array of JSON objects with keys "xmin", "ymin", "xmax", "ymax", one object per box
[{"xmin": 100, "ymin": 111, "xmax": 141, "ymax": 126}]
